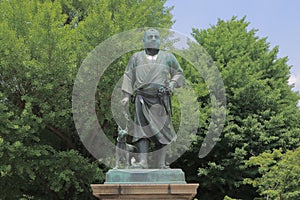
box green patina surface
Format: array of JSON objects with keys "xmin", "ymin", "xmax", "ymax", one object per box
[{"xmin": 105, "ymin": 169, "xmax": 186, "ymax": 184}]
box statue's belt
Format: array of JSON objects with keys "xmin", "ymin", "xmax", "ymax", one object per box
[
  {"xmin": 135, "ymin": 87, "xmax": 172, "ymax": 115},
  {"xmin": 136, "ymin": 88, "xmax": 160, "ymax": 97}
]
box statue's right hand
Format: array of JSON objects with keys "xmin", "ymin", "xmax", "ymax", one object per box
[{"xmin": 121, "ymin": 97, "xmax": 130, "ymax": 106}]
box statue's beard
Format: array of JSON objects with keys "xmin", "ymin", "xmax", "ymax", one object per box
[{"xmin": 145, "ymin": 48, "xmax": 159, "ymax": 56}]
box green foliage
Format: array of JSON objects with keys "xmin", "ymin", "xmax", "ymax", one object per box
[
  {"xmin": 172, "ymin": 17, "xmax": 300, "ymax": 199},
  {"xmin": 3, "ymin": 1, "xmax": 299, "ymax": 199},
  {"xmin": 244, "ymin": 147, "xmax": 300, "ymax": 199},
  {"xmin": 223, "ymin": 196, "xmax": 241, "ymax": 200},
  {"xmin": 0, "ymin": 0, "xmax": 174, "ymax": 199},
  {"xmin": 0, "ymin": 91, "xmax": 103, "ymax": 199}
]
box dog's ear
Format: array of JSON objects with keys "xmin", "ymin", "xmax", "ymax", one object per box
[{"xmin": 123, "ymin": 130, "xmax": 128, "ymax": 136}]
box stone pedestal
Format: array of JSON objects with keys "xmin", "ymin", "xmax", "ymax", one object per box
[
  {"xmin": 91, "ymin": 169, "xmax": 199, "ymax": 200},
  {"xmin": 91, "ymin": 183, "xmax": 198, "ymax": 200}
]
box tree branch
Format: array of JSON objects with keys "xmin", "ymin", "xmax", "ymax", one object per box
[{"xmin": 46, "ymin": 124, "xmax": 76, "ymax": 149}]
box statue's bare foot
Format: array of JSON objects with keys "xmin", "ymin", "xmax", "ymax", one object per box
[
  {"xmin": 159, "ymin": 165, "xmax": 170, "ymax": 169},
  {"xmin": 130, "ymin": 161, "xmax": 148, "ymax": 169}
]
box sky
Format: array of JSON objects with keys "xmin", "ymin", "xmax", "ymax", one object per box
[{"xmin": 165, "ymin": 0, "xmax": 300, "ymax": 92}]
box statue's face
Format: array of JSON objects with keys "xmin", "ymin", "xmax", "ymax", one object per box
[{"xmin": 143, "ymin": 29, "xmax": 160, "ymax": 49}]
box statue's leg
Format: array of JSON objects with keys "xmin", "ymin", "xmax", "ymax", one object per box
[
  {"xmin": 155, "ymin": 143, "xmax": 169, "ymax": 169},
  {"xmin": 137, "ymin": 138, "xmax": 149, "ymax": 168}
]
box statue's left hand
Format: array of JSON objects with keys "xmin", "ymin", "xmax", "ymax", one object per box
[{"xmin": 168, "ymin": 81, "xmax": 176, "ymax": 93}]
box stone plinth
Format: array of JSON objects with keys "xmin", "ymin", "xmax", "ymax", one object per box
[
  {"xmin": 91, "ymin": 169, "xmax": 199, "ymax": 199},
  {"xmin": 91, "ymin": 183, "xmax": 199, "ymax": 200},
  {"xmin": 105, "ymin": 169, "xmax": 186, "ymax": 184}
]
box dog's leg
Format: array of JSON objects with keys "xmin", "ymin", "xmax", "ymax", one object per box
[
  {"xmin": 125, "ymin": 150, "xmax": 130, "ymax": 168},
  {"xmin": 114, "ymin": 147, "xmax": 120, "ymax": 169}
]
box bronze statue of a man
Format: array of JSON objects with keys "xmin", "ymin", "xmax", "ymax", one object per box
[{"xmin": 121, "ymin": 28, "xmax": 183, "ymax": 168}]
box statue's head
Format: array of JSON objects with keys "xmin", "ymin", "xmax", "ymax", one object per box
[{"xmin": 143, "ymin": 28, "xmax": 160, "ymax": 49}]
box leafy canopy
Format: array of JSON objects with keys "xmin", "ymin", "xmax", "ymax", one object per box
[
  {"xmin": 172, "ymin": 17, "xmax": 300, "ymax": 200},
  {"xmin": 0, "ymin": 0, "xmax": 174, "ymax": 199}
]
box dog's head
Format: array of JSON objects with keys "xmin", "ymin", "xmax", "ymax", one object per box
[{"xmin": 117, "ymin": 128, "xmax": 127, "ymax": 142}]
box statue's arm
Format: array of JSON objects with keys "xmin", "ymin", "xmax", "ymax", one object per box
[
  {"xmin": 121, "ymin": 54, "xmax": 136, "ymax": 95},
  {"xmin": 169, "ymin": 53, "xmax": 184, "ymax": 88}
]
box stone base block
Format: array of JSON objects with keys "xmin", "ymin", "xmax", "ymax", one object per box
[
  {"xmin": 91, "ymin": 183, "xmax": 199, "ymax": 200},
  {"xmin": 105, "ymin": 169, "xmax": 186, "ymax": 184}
]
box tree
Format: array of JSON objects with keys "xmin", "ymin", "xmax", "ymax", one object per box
[
  {"xmin": 171, "ymin": 17, "xmax": 300, "ymax": 199},
  {"xmin": 0, "ymin": 0, "xmax": 174, "ymax": 198},
  {"xmin": 244, "ymin": 147, "xmax": 300, "ymax": 199},
  {"xmin": 0, "ymin": 1, "xmax": 103, "ymax": 199}
]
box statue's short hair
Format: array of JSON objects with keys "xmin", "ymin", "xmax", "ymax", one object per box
[{"xmin": 144, "ymin": 28, "xmax": 160, "ymax": 38}]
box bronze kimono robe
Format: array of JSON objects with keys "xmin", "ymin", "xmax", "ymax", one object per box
[{"xmin": 122, "ymin": 50, "xmax": 183, "ymax": 144}]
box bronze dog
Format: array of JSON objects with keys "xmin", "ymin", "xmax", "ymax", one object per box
[{"xmin": 114, "ymin": 127, "xmax": 136, "ymax": 169}]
